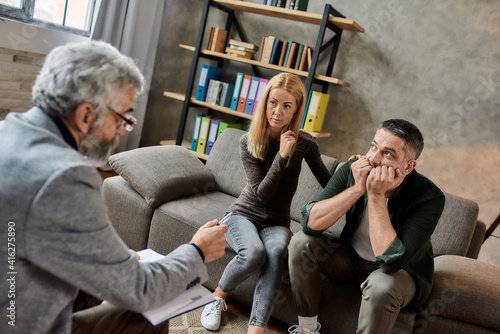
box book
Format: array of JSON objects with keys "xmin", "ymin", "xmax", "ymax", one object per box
[
  {"xmin": 294, "ymin": 43, "xmax": 304, "ymax": 70},
  {"xmin": 230, "ymin": 73, "xmax": 244, "ymax": 111},
  {"xmin": 237, "ymin": 74, "xmax": 252, "ymax": 113},
  {"xmin": 228, "ymin": 39, "xmax": 259, "ymax": 51},
  {"xmin": 283, "ymin": 40, "xmax": 294, "ymax": 67},
  {"xmin": 294, "ymin": 0, "xmax": 309, "ymax": 11},
  {"xmin": 207, "ymin": 27, "xmax": 227, "ymax": 53},
  {"xmin": 259, "ymin": 36, "xmax": 266, "ymax": 62},
  {"xmin": 225, "ymin": 47, "xmax": 254, "ymax": 58},
  {"xmin": 285, "ymin": 0, "xmax": 292, "ymax": 9},
  {"xmin": 302, "ymin": 91, "xmax": 330, "ymax": 132},
  {"xmin": 261, "ymin": 36, "xmax": 275, "ymax": 64},
  {"xmin": 286, "ymin": 42, "xmax": 298, "ymax": 68},
  {"xmin": 278, "ymin": 40, "xmax": 288, "ymax": 66},
  {"xmin": 299, "ymin": 45, "xmax": 309, "ymax": 71},
  {"xmin": 138, "ymin": 249, "xmax": 215, "ymax": 326},
  {"xmin": 270, "ymin": 39, "xmax": 283, "ymax": 65}
]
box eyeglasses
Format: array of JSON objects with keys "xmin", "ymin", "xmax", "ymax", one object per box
[{"xmin": 106, "ymin": 105, "xmax": 137, "ymax": 132}]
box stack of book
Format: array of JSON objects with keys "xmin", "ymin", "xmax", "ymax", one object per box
[
  {"xmin": 225, "ymin": 39, "xmax": 259, "ymax": 59},
  {"xmin": 263, "ymin": 0, "xmax": 309, "ymax": 11},
  {"xmin": 259, "ymin": 36, "xmax": 312, "ymax": 71}
]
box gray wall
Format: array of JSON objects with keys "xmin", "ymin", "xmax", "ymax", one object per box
[{"xmin": 142, "ymin": 0, "xmax": 500, "ymax": 262}]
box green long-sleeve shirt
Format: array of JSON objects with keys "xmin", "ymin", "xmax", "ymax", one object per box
[{"xmin": 301, "ymin": 159, "xmax": 445, "ymax": 310}]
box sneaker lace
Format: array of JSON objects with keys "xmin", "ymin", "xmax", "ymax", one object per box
[
  {"xmin": 288, "ymin": 325, "xmax": 302, "ymax": 334},
  {"xmin": 288, "ymin": 323, "xmax": 322, "ymax": 334},
  {"xmin": 205, "ymin": 297, "xmax": 227, "ymax": 316}
]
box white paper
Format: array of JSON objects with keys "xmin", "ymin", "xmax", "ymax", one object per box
[{"xmin": 137, "ymin": 249, "xmax": 215, "ymax": 325}]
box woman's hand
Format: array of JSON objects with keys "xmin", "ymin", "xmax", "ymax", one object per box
[{"xmin": 279, "ymin": 130, "xmax": 296, "ymax": 159}]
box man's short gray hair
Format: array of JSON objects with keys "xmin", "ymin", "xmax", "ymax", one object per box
[
  {"xmin": 378, "ymin": 119, "xmax": 424, "ymax": 160},
  {"xmin": 32, "ymin": 40, "xmax": 144, "ymax": 118}
]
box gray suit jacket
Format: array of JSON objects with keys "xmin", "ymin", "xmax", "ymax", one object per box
[{"xmin": 0, "ymin": 107, "xmax": 208, "ymax": 333}]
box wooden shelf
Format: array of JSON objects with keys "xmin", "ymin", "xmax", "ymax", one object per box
[
  {"xmin": 163, "ymin": 91, "xmax": 330, "ymax": 139},
  {"xmin": 213, "ymin": 0, "xmax": 364, "ymax": 33},
  {"xmin": 179, "ymin": 44, "xmax": 351, "ymax": 87}
]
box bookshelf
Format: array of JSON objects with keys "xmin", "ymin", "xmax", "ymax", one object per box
[{"xmin": 163, "ymin": 0, "xmax": 364, "ymax": 159}]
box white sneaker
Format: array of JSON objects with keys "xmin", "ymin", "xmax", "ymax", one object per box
[
  {"xmin": 200, "ymin": 296, "xmax": 227, "ymax": 331},
  {"xmin": 288, "ymin": 323, "xmax": 322, "ymax": 334}
]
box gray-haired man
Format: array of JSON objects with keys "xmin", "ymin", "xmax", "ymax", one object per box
[{"xmin": 0, "ymin": 41, "xmax": 227, "ymax": 334}]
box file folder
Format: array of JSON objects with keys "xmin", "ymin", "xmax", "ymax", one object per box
[
  {"xmin": 217, "ymin": 121, "xmax": 242, "ymax": 138},
  {"xmin": 206, "ymin": 119, "xmax": 220, "ymax": 155},
  {"xmin": 237, "ymin": 74, "xmax": 252, "ymax": 113},
  {"xmin": 301, "ymin": 90, "xmax": 313, "ymax": 129},
  {"xmin": 244, "ymin": 76, "xmax": 260, "ymax": 115},
  {"xmin": 253, "ymin": 78, "xmax": 269, "ymax": 115},
  {"xmin": 196, "ymin": 116, "xmax": 211, "ymax": 154},
  {"xmin": 302, "ymin": 91, "xmax": 329, "ymax": 132},
  {"xmin": 191, "ymin": 115, "xmax": 203, "ymax": 151},
  {"xmin": 230, "ymin": 73, "xmax": 244, "ymax": 111},
  {"xmin": 195, "ymin": 65, "xmax": 223, "ymax": 102}
]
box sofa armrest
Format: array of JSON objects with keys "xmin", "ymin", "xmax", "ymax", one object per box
[
  {"xmin": 466, "ymin": 219, "xmax": 486, "ymax": 259},
  {"xmin": 417, "ymin": 255, "xmax": 500, "ymax": 332},
  {"xmin": 108, "ymin": 145, "xmax": 215, "ymax": 207}
]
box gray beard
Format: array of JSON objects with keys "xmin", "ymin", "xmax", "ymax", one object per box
[{"xmin": 79, "ymin": 127, "xmax": 120, "ymax": 167}]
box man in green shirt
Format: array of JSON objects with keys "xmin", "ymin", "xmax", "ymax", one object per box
[{"xmin": 288, "ymin": 119, "xmax": 445, "ymax": 334}]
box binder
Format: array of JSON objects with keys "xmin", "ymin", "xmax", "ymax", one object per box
[
  {"xmin": 191, "ymin": 115, "xmax": 203, "ymax": 151},
  {"xmin": 237, "ymin": 74, "xmax": 252, "ymax": 113},
  {"xmin": 206, "ymin": 119, "xmax": 220, "ymax": 155},
  {"xmin": 244, "ymin": 76, "xmax": 260, "ymax": 115},
  {"xmin": 301, "ymin": 90, "xmax": 313, "ymax": 129},
  {"xmin": 196, "ymin": 116, "xmax": 212, "ymax": 154},
  {"xmin": 220, "ymin": 83, "xmax": 234, "ymax": 108},
  {"xmin": 230, "ymin": 72, "xmax": 244, "ymax": 110},
  {"xmin": 253, "ymin": 78, "xmax": 269, "ymax": 114},
  {"xmin": 195, "ymin": 65, "xmax": 223, "ymax": 102},
  {"xmin": 217, "ymin": 121, "xmax": 242, "ymax": 138},
  {"xmin": 302, "ymin": 91, "xmax": 330, "ymax": 132}
]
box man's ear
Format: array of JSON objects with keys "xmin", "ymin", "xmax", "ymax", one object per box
[
  {"xmin": 403, "ymin": 159, "xmax": 417, "ymax": 175},
  {"xmin": 73, "ymin": 102, "xmax": 95, "ymax": 134}
]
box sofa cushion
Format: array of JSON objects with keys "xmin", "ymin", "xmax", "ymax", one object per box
[
  {"xmin": 109, "ymin": 145, "xmax": 215, "ymax": 207},
  {"xmin": 431, "ymin": 193, "xmax": 479, "ymax": 257},
  {"xmin": 206, "ymin": 128, "xmax": 247, "ymax": 198},
  {"xmin": 417, "ymin": 255, "xmax": 500, "ymax": 332}
]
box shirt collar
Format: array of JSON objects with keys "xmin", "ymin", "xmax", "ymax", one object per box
[{"xmin": 50, "ymin": 116, "xmax": 78, "ymax": 151}]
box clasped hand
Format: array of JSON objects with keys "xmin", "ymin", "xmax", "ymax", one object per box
[{"xmin": 351, "ymin": 155, "xmax": 405, "ymax": 197}]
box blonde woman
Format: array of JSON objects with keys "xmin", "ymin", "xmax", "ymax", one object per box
[{"xmin": 201, "ymin": 73, "xmax": 332, "ymax": 334}]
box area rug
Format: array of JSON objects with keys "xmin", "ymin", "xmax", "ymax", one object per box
[{"xmin": 169, "ymin": 307, "xmax": 276, "ymax": 333}]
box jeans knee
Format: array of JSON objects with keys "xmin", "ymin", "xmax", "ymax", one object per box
[{"xmin": 240, "ymin": 245, "xmax": 267, "ymax": 268}]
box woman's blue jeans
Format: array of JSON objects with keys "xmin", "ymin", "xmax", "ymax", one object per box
[{"xmin": 218, "ymin": 213, "xmax": 292, "ymax": 328}]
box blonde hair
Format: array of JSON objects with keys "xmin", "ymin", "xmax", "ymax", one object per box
[{"xmin": 247, "ymin": 73, "xmax": 306, "ymax": 162}]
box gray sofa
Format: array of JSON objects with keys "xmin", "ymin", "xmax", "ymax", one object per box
[{"xmin": 103, "ymin": 128, "xmax": 500, "ymax": 333}]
